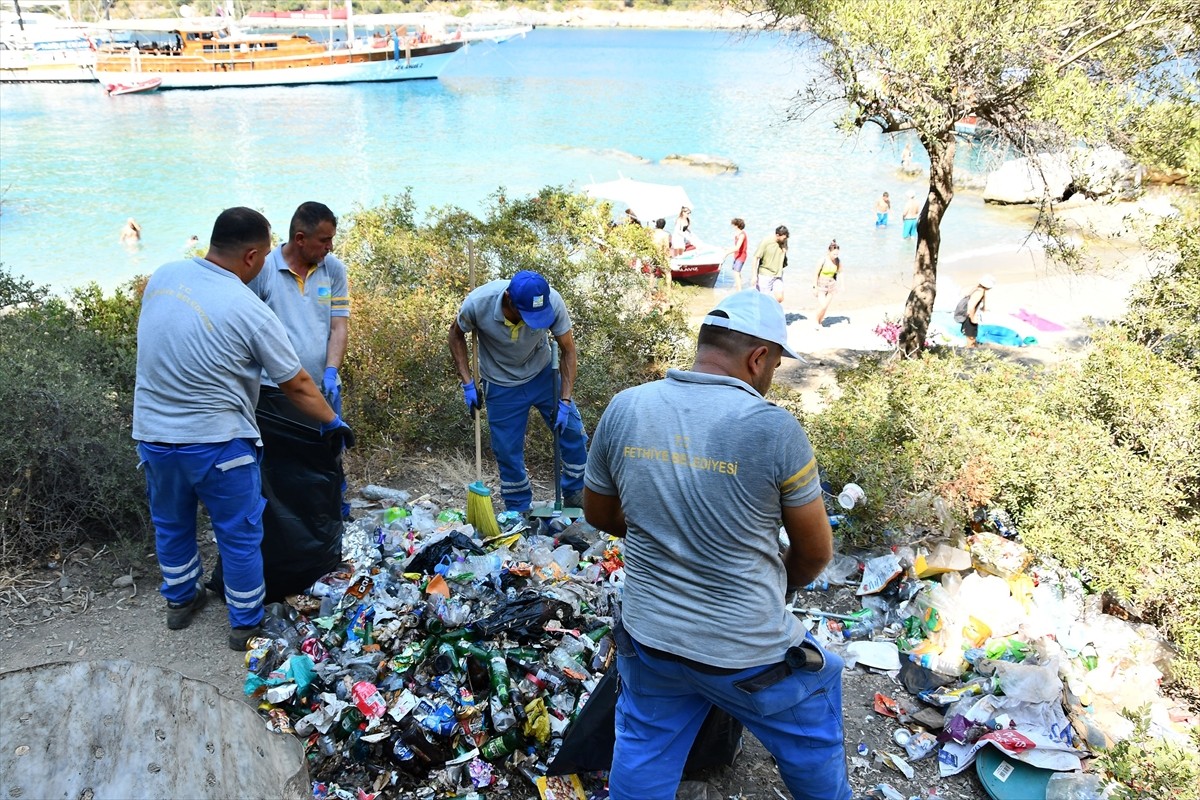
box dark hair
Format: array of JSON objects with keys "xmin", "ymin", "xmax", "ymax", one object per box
[
  {"xmin": 828, "ymin": 239, "xmax": 839, "ymax": 251},
  {"xmin": 775, "ymin": 225, "xmax": 789, "ymax": 237},
  {"xmin": 731, "ymin": 218, "xmax": 745, "ymax": 229},
  {"xmin": 289, "ymin": 201, "xmax": 337, "ymax": 240},
  {"xmin": 698, "ymin": 311, "xmax": 774, "ymax": 355},
  {"xmin": 655, "ymin": 218, "xmax": 666, "ymax": 229},
  {"xmin": 209, "ymin": 207, "xmax": 270, "ymax": 252}
]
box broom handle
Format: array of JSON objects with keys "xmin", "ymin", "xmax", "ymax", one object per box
[{"xmin": 469, "ymin": 241, "xmax": 482, "ymax": 484}]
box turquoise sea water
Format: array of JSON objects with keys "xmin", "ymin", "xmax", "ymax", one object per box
[{"xmin": 0, "ymin": 28, "xmax": 1035, "ymax": 300}]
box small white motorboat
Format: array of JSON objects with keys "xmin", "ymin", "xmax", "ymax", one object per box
[{"xmin": 105, "ymin": 76, "xmax": 162, "ymax": 95}]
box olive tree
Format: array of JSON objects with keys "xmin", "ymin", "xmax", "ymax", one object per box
[{"xmin": 739, "ymin": 0, "xmax": 1198, "ymax": 355}]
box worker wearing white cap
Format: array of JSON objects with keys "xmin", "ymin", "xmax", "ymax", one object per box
[{"xmin": 584, "ymin": 290, "xmax": 849, "ymax": 800}]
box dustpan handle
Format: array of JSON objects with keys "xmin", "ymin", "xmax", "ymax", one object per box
[{"xmin": 469, "ymin": 242, "xmax": 482, "ymax": 483}]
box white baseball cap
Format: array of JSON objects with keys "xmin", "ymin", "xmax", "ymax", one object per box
[
  {"xmin": 980, "ymin": 274, "xmax": 996, "ymax": 289},
  {"xmin": 702, "ymin": 290, "xmax": 799, "ymax": 359}
]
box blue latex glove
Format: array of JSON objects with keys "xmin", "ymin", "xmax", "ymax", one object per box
[
  {"xmin": 554, "ymin": 399, "xmax": 573, "ymax": 434},
  {"xmin": 462, "ymin": 380, "xmax": 480, "ymax": 417},
  {"xmin": 319, "ymin": 413, "xmax": 355, "ymax": 454},
  {"xmin": 322, "ymin": 366, "xmax": 342, "ymax": 416}
]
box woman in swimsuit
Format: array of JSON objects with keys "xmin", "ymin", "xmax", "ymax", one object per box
[{"xmin": 813, "ymin": 239, "xmax": 842, "ymax": 328}]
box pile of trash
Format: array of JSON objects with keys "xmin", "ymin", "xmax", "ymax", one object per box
[
  {"xmin": 797, "ymin": 503, "xmax": 1193, "ymax": 799},
  {"xmin": 240, "ymin": 486, "xmax": 625, "ymax": 800},
  {"xmin": 239, "ymin": 481, "xmax": 1195, "ymax": 800}
]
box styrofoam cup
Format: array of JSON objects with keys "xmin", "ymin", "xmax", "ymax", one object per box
[{"xmin": 838, "ymin": 483, "xmax": 865, "ymax": 510}]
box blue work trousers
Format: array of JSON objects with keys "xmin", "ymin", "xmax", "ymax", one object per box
[
  {"xmin": 484, "ymin": 363, "xmax": 587, "ymax": 512},
  {"xmin": 610, "ymin": 634, "xmax": 851, "ymax": 800},
  {"xmin": 138, "ymin": 439, "xmax": 267, "ymax": 629}
]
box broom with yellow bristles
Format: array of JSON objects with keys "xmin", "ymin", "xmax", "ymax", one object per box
[{"xmin": 465, "ymin": 241, "xmax": 502, "ymax": 540}]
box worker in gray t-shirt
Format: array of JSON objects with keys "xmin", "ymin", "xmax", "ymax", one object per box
[
  {"xmin": 206, "ymin": 201, "xmax": 354, "ymax": 602},
  {"xmin": 448, "ymin": 270, "xmax": 588, "ymax": 513},
  {"xmin": 133, "ymin": 207, "xmax": 353, "ymax": 652},
  {"xmin": 584, "ymin": 290, "xmax": 850, "ymax": 800}
]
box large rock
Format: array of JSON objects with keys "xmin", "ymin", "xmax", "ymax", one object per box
[
  {"xmin": 1071, "ymin": 146, "xmax": 1142, "ymax": 200},
  {"xmin": 984, "ymin": 148, "xmax": 1142, "ymax": 204},
  {"xmin": 983, "ymin": 152, "xmax": 1073, "ymax": 204},
  {"xmin": 662, "ymin": 153, "xmax": 739, "ymax": 174},
  {"xmin": 0, "ymin": 660, "xmax": 308, "ymax": 800}
]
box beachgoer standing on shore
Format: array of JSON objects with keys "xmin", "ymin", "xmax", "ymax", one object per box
[
  {"xmin": 120, "ymin": 217, "xmax": 142, "ymax": 246},
  {"xmin": 961, "ymin": 275, "xmax": 995, "ymax": 348},
  {"xmin": 874, "ymin": 192, "xmax": 891, "ymax": 227},
  {"xmin": 727, "ymin": 217, "xmax": 749, "ymax": 291},
  {"xmin": 133, "ymin": 207, "xmax": 349, "ymax": 651},
  {"xmin": 651, "ymin": 219, "xmax": 672, "ymax": 293},
  {"xmin": 902, "ymin": 191, "xmax": 921, "ymax": 240},
  {"xmin": 583, "ymin": 290, "xmax": 850, "ymax": 800},
  {"xmin": 670, "ymin": 206, "xmax": 691, "ymax": 257},
  {"xmin": 813, "ymin": 240, "xmax": 842, "ymax": 329},
  {"xmin": 750, "ymin": 225, "xmax": 789, "ymax": 303}
]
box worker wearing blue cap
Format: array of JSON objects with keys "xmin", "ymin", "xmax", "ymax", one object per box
[{"xmin": 448, "ymin": 270, "xmax": 588, "ymax": 513}]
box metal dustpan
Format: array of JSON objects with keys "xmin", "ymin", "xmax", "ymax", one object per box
[{"xmin": 529, "ymin": 497, "xmax": 584, "ymax": 523}]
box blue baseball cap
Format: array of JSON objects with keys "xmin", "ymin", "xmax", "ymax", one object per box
[{"xmin": 507, "ymin": 271, "xmax": 556, "ymax": 329}]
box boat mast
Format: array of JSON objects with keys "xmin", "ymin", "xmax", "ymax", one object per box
[{"xmin": 344, "ymin": 0, "xmax": 352, "ymax": 45}]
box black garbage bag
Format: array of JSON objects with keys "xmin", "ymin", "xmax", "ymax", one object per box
[
  {"xmin": 210, "ymin": 387, "xmax": 344, "ymax": 603},
  {"xmin": 548, "ymin": 668, "xmax": 743, "ymax": 775},
  {"xmin": 406, "ymin": 532, "xmax": 487, "ymax": 575},
  {"xmin": 469, "ymin": 591, "xmax": 574, "ymax": 640}
]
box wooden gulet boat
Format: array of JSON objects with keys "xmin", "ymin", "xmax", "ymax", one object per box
[{"xmin": 92, "ymin": 22, "xmax": 464, "ymax": 89}]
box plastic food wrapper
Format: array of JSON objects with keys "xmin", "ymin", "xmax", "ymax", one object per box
[
  {"xmin": 536, "ymin": 774, "xmax": 587, "ymax": 800},
  {"xmin": 968, "ymin": 533, "xmax": 1032, "ymax": 580},
  {"xmin": 995, "ymin": 659, "xmax": 1063, "ymax": 703},
  {"xmin": 875, "ymin": 750, "xmax": 914, "ymax": 779},
  {"xmin": 937, "ymin": 693, "xmax": 1082, "ymax": 776},
  {"xmin": 915, "ymin": 544, "xmax": 972, "ymax": 577},
  {"xmin": 846, "ymin": 641, "xmax": 901, "ymax": 671},
  {"xmin": 857, "ymin": 553, "xmax": 903, "ymax": 596},
  {"xmin": 874, "ymin": 693, "xmax": 901, "ymax": 718},
  {"xmin": 244, "ymin": 653, "xmax": 316, "ymax": 700},
  {"xmin": 818, "ymin": 553, "xmax": 861, "ymax": 585}
]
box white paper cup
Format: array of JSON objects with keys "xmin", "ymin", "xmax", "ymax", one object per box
[{"xmin": 838, "ymin": 483, "xmax": 865, "ymax": 510}]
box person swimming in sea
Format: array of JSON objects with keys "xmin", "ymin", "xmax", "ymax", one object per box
[{"xmin": 120, "ymin": 217, "xmax": 142, "ymax": 246}]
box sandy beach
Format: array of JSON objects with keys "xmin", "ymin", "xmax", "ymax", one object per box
[{"xmin": 699, "ymin": 190, "xmax": 1182, "ymax": 407}]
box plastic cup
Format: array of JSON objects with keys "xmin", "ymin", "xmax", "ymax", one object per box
[{"xmin": 838, "ymin": 482, "xmax": 866, "ymax": 509}]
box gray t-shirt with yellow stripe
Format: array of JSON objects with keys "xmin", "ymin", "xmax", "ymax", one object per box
[
  {"xmin": 585, "ymin": 369, "xmax": 821, "ymax": 669},
  {"xmin": 456, "ymin": 279, "xmax": 571, "ymax": 387}
]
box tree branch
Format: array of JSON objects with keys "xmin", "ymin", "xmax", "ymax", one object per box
[{"xmin": 1058, "ymin": 10, "xmax": 1167, "ymax": 72}]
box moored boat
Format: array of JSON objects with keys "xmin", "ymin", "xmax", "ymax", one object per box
[
  {"xmin": 105, "ymin": 75, "xmax": 162, "ymax": 95},
  {"xmin": 669, "ymin": 243, "xmax": 723, "ymax": 288},
  {"xmin": 0, "ymin": 2, "xmax": 110, "ymax": 82},
  {"xmin": 92, "ymin": 19, "xmax": 464, "ymax": 89}
]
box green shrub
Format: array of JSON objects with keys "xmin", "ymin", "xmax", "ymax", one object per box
[
  {"xmin": 0, "ymin": 269, "xmax": 146, "ymax": 565},
  {"xmin": 1094, "ymin": 707, "xmax": 1200, "ymax": 800},
  {"xmin": 804, "ymin": 340, "xmax": 1200, "ymax": 693},
  {"xmin": 1123, "ymin": 216, "xmax": 1200, "ymax": 378},
  {"xmin": 344, "ymin": 288, "xmax": 465, "ymax": 449}
]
